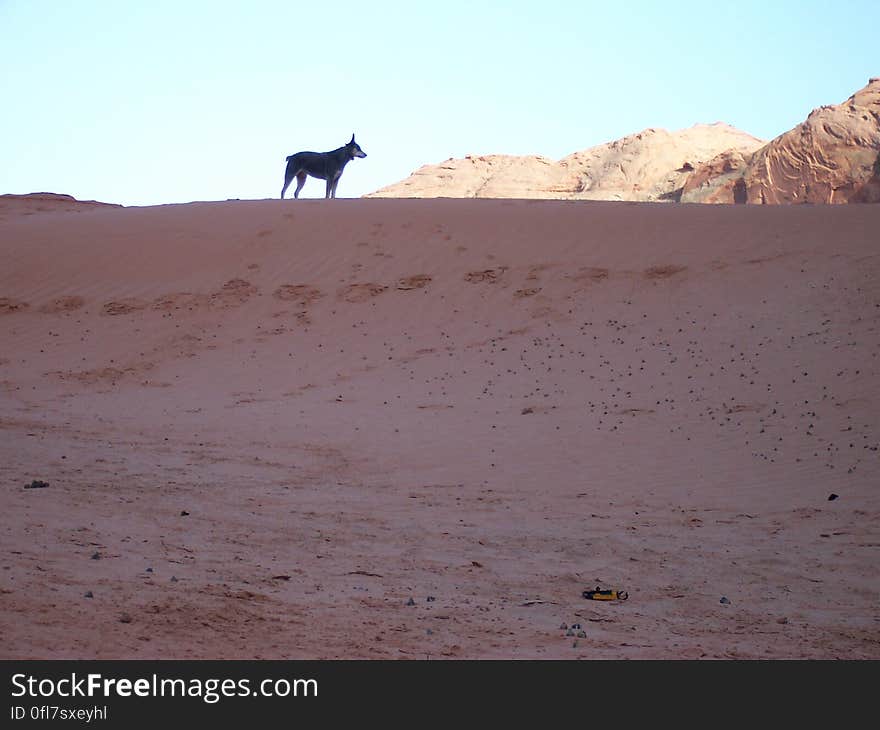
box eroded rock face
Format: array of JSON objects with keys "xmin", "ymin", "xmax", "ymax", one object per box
[
  {"xmin": 741, "ymin": 79, "xmax": 880, "ymax": 204},
  {"xmin": 0, "ymin": 193, "xmax": 121, "ymax": 217},
  {"xmin": 679, "ymin": 149, "xmax": 752, "ymax": 204},
  {"xmin": 368, "ymin": 79, "xmax": 880, "ymax": 205},
  {"xmin": 851, "ymin": 151, "xmax": 880, "ymax": 203},
  {"xmin": 366, "ymin": 123, "xmax": 764, "ymax": 201},
  {"xmin": 377, "ymin": 153, "xmax": 585, "ymax": 199},
  {"xmin": 559, "ymin": 124, "xmax": 764, "ymax": 202}
]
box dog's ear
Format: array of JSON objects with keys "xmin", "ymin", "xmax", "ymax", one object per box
[{"xmin": 350, "ymin": 133, "xmax": 356, "ymax": 144}]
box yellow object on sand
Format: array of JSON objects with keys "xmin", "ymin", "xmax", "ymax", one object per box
[{"xmin": 582, "ymin": 587, "xmax": 628, "ymax": 601}]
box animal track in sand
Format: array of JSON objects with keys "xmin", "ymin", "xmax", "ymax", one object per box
[
  {"xmin": 209, "ymin": 278, "xmax": 258, "ymax": 308},
  {"xmin": 50, "ymin": 362, "xmax": 156, "ymax": 385},
  {"xmin": 151, "ymin": 292, "xmax": 208, "ymax": 311},
  {"xmin": 0, "ymin": 297, "xmax": 30, "ymax": 314},
  {"xmin": 569, "ymin": 266, "xmax": 610, "ymax": 284},
  {"xmin": 529, "ymin": 304, "xmax": 565, "ymax": 321},
  {"xmin": 525, "ymin": 264, "xmax": 552, "ymax": 281},
  {"xmin": 102, "ymin": 299, "xmax": 148, "ymax": 316},
  {"xmin": 644, "ymin": 264, "xmax": 687, "ymax": 279},
  {"xmin": 338, "ymin": 283, "xmax": 388, "ymax": 303},
  {"xmin": 273, "ymin": 284, "xmax": 324, "ymax": 306},
  {"xmin": 161, "ymin": 332, "xmax": 206, "ymax": 358},
  {"xmin": 282, "ymin": 383, "xmax": 317, "ymax": 397},
  {"xmin": 396, "ymin": 275, "xmax": 432, "ymax": 291},
  {"xmin": 746, "ymin": 253, "xmax": 790, "ymax": 265},
  {"xmin": 39, "ymin": 296, "xmax": 85, "ymax": 314},
  {"xmin": 464, "ymin": 268, "xmax": 506, "ymax": 284},
  {"xmin": 513, "ymin": 288, "xmax": 541, "ymax": 298},
  {"xmin": 432, "ymin": 225, "xmax": 453, "ymax": 242},
  {"xmin": 399, "ymin": 347, "xmax": 437, "ymax": 364},
  {"xmin": 103, "ymin": 280, "xmax": 258, "ymax": 316}
]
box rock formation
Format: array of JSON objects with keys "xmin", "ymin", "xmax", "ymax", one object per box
[
  {"xmin": 368, "ymin": 79, "xmax": 880, "ymax": 205},
  {"xmin": 366, "ymin": 124, "xmax": 764, "ymax": 201},
  {"xmin": 683, "ymin": 78, "xmax": 880, "ymax": 204}
]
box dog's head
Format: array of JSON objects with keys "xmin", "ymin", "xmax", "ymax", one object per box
[{"xmin": 348, "ymin": 134, "xmax": 367, "ymax": 159}]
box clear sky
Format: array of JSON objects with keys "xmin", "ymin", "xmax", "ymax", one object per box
[{"xmin": 1, "ymin": 0, "xmax": 877, "ymax": 205}]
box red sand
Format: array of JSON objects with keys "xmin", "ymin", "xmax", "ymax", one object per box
[{"xmin": 1, "ymin": 197, "xmax": 878, "ymax": 658}]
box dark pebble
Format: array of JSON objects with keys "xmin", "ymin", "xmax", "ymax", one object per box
[
  {"xmin": 828, "ymin": 493, "xmax": 839, "ymax": 501},
  {"xmin": 24, "ymin": 480, "xmax": 49, "ymax": 489},
  {"xmin": 406, "ymin": 597, "xmax": 416, "ymax": 606},
  {"xmin": 84, "ymin": 591, "xmax": 93, "ymax": 598},
  {"xmin": 720, "ymin": 596, "xmax": 730, "ymax": 604}
]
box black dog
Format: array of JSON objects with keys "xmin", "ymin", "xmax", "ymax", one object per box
[{"xmin": 281, "ymin": 134, "xmax": 367, "ymax": 199}]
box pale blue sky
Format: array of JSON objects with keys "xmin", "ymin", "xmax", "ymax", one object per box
[{"xmin": 1, "ymin": 0, "xmax": 877, "ymax": 205}]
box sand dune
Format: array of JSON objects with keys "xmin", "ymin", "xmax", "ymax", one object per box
[{"xmin": 1, "ymin": 195, "xmax": 878, "ymax": 658}]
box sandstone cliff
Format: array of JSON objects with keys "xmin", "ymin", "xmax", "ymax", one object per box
[
  {"xmin": 368, "ymin": 79, "xmax": 880, "ymax": 204},
  {"xmin": 366, "ymin": 124, "xmax": 764, "ymax": 201},
  {"xmin": 682, "ymin": 78, "xmax": 880, "ymax": 204}
]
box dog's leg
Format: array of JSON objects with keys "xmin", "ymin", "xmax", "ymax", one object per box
[
  {"xmin": 330, "ymin": 177, "xmax": 340, "ymax": 198},
  {"xmin": 293, "ymin": 172, "xmax": 308, "ymax": 199},
  {"xmin": 325, "ymin": 178, "xmax": 334, "ymax": 199},
  {"xmin": 281, "ymin": 165, "xmax": 295, "ymax": 199}
]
